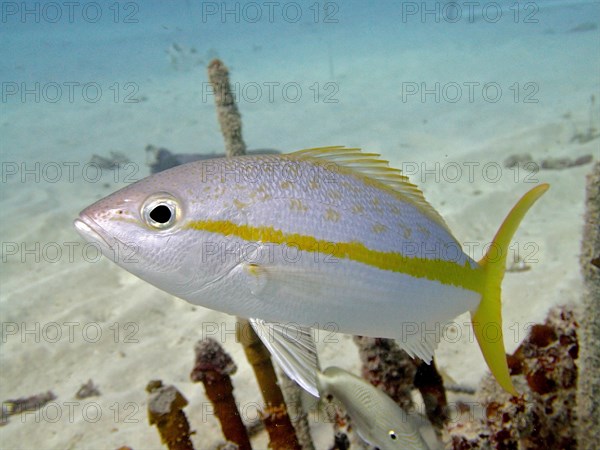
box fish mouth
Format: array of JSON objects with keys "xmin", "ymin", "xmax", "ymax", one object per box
[{"xmin": 73, "ymin": 214, "xmax": 115, "ymax": 251}]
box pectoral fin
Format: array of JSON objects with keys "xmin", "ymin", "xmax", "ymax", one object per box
[{"xmin": 249, "ymin": 318, "xmax": 320, "ymax": 397}]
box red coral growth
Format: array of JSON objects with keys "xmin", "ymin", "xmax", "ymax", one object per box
[
  {"xmin": 446, "ymin": 305, "xmax": 579, "ymax": 449},
  {"xmin": 527, "ymin": 324, "xmax": 557, "ymax": 348}
]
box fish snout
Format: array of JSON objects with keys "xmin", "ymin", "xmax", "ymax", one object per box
[{"xmin": 74, "ymin": 213, "xmax": 114, "ymax": 250}]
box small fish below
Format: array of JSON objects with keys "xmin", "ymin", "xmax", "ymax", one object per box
[
  {"xmin": 74, "ymin": 146, "xmax": 549, "ymax": 397},
  {"xmin": 318, "ymin": 366, "xmax": 431, "ymax": 450}
]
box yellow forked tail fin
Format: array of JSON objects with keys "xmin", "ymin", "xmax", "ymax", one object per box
[{"xmin": 473, "ymin": 184, "xmax": 549, "ymax": 395}]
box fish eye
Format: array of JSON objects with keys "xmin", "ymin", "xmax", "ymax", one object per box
[
  {"xmin": 388, "ymin": 430, "xmax": 397, "ymax": 440},
  {"xmin": 150, "ymin": 204, "xmax": 172, "ymax": 223},
  {"xmin": 142, "ymin": 194, "xmax": 181, "ymax": 230}
]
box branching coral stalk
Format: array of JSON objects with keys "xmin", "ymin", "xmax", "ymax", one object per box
[
  {"xmin": 576, "ymin": 161, "xmax": 600, "ymax": 450},
  {"xmin": 190, "ymin": 339, "xmax": 252, "ymax": 450},
  {"xmin": 207, "ymin": 59, "xmax": 247, "ymax": 157},
  {"xmin": 147, "ymin": 380, "xmax": 195, "ymax": 450},
  {"xmin": 207, "ymin": 58, "xmax": 305, "ymax": 449},
  {"xmin": 413, "ymin": 359, "xmax": 449, "ymax": 432},
  {"xmin": 277, "ymin": 367, "xmax": 316, "ymax": 450},
  {"xmin": 236, "ymin": 318, "xmax": 301, "ymax": 450}
]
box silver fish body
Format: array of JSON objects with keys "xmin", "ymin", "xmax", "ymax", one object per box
[
  {"xmin": 74, "ymin": 147, "xmax": 549, "ymax": 396},
  {"xmin": 75, "ymin": 150, "xmax": 477, "ymax": 343}
]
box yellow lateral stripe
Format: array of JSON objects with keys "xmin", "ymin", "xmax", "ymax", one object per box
[{"xmin": 186, "ymin": 220, "xmax": 484, "ymax": 292}]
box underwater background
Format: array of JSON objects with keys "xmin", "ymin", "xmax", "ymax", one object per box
[{"xmin": 1, "ymin": 0, "xmax": 599, "ymax": 448}]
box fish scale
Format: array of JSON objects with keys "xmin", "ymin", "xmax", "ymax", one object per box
[{"xmin": 207, "ymin": 154, "xmax": 460, "ymax": 258}]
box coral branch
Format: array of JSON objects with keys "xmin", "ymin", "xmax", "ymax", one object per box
[
  {"xmin": 236, "ymin": 318, "xmax": 301, "ymax": 450},
  {"xmin": 577, "ymin": 161, "xmax": 600, "ymax": 450},
  {"xmin": 413, "ymin": 359, "xmax": 449, "ymax": 431},
  {"xmin": 207, "ymin": 59, "xmax": 246, "ymax": 157},
  {"xmin": 277, "ymin": 368, "xmax": 316, "ymax": 450},
  {"xmin": 190, "ymin": 339, "xmax": 251, "ymax": 450},
  {"xmin": 147, "ymin": 380, "xmax": 195, "ymax": 450}
]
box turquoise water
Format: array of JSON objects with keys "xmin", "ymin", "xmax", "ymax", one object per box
[{"xmin": 3, "ymin": 0, "xmax": 598, "ymax": 157}]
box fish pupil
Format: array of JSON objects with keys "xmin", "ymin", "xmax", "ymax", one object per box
[
  {"xmin": 149, "ymin": 204, "xmax": 172, "ymax": 224},
  {"xmin": 389, "ymin": 431, "xmax": 397, "ymax": 440}
]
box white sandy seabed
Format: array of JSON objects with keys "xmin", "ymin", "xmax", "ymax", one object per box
[{"xmin": 1, "ymin": 3, "xmax": 599, "ymax": 449}]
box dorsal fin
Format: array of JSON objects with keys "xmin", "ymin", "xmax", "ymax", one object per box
[{"xmin": 289, "ymin": 146, "xmax": 451, "ymax": 232}]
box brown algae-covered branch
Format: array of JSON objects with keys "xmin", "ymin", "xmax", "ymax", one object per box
[
  {"xmin": 207, "ymin": 59, "xmax": 302, "ymax": 448},
  {"xmin": 577, "ymin": 161, "xmax": 600, "ymax": 450},
  {"xmin": 190, "ymin": 339, "xmax": 252, "ymax": 450},
  {"xmin": 147, "ymin": 380, "xmax": 195, "ymax": 450},
  {"xmin": 277, "ymin": 368, "xmax": 316, "ymax": 450},
  {"xmin": 236, "ymin": 318, "xmax": 301, "ymax": 450},
  {"xmin": 207, "ymin": 59, "xmax": 247, "ymax": 157},
  {"xmin": 413, "ymin": 359, "xmax": 449, "ymax": 431}
]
